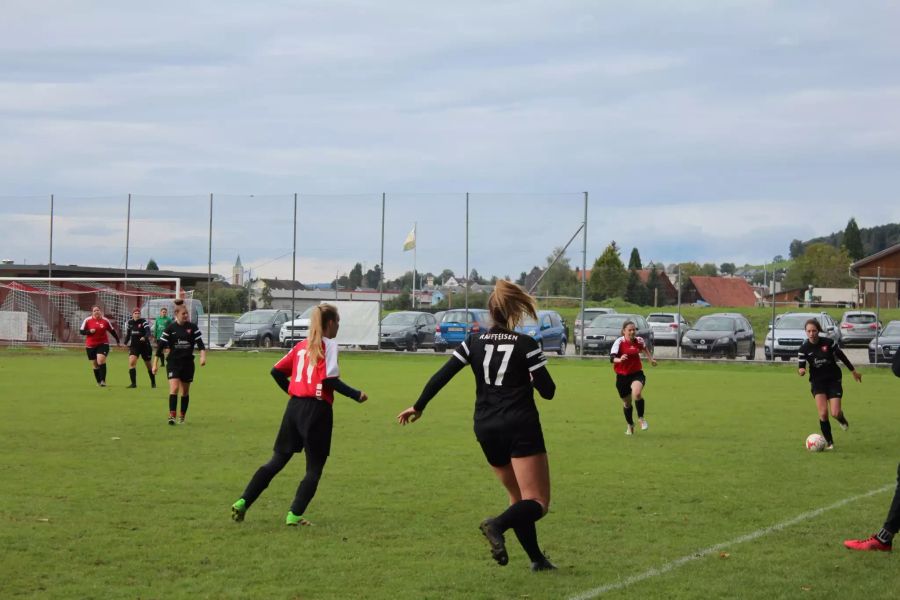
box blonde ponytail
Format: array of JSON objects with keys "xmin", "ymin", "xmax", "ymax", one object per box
[
  {"xmin": 306, "ymin": 303, "xmax": 338, "ymax": 365},
  {"xmin": 488, "ymin": 279, "xmax": 537, "ymax": 331}
]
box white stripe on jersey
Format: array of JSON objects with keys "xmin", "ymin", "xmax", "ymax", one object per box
[
  {"xmin": 526, "ymin": 347, "xmax": 542, "ymax": 358},
  {"xmin": 529, "ymin": 360, "xmax": 548, "ymax": 372},
  {"xmin": 453, "ymin": 350, "xmax": 469, "ymax": 365},
  {"xmin": 80, "ymin": 318, "xmax": 90, "ymax": 330}
]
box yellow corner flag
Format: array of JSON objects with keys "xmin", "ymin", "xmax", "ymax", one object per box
[{"xmin": 403, "ymin": 225, "xmax": 416, "ymax": 251}]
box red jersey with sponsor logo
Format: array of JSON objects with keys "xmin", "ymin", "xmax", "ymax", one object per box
[
  {"xmin": 81, "ymin": 316, "xmax": 116, "ymax": 348},
  {"xmin": 273, "ymin": 337, "xmax": 340, "ymax": 404},
  {"xmin": 610, "ymin": 336, "xmax": 646, "ymax": 375}
]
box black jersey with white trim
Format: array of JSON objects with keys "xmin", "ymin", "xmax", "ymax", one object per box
[
  {"xmin": 798, "ymin": 336, "xmax": 853, "ymax": 383},
  {"xmin": 457, "ymin": 328, "xmax": 552, "ymax": 425},
  {"xmin": 124, "ymin": 318, "xmax": 151, "ymax": 347},
  {"xmin": 158, "ymin": 321, "xmax": 205, "ymax": 362}
]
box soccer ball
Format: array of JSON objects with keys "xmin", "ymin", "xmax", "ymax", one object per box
[{"xmin": 805, "ymin": 433, "xmax": 826, "ymax": 452}]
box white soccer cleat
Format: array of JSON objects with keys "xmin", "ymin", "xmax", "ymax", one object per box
[
  {"xmin": 625, "ymin": 425, "xmax": 634, "ymax": 436},
  {"xmin": 639, "ymin": 418, "xmax": 649, "ymax": 431}
]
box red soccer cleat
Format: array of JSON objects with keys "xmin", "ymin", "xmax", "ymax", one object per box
[{"xmin": 843, "ymin": 536, "xmax": 892, "ymax": 552}]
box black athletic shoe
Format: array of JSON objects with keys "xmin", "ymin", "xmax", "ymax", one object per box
[
  {"xmin": 167, "ymin": 416, "xmax": 176, "ymax": 426},
  {"xmin": 479, "ymin": 518, "xmax": 509, "ymax": 566},
  {"xmin": 531, "ymin": 557, "xmax": 557, "ymax": 572},
  {"xmin": 127, "ymin": 384, "xmax": 137, "ymax": 388}
]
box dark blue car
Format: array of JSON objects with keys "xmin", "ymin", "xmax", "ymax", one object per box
[
  {"xmin": 434, "ymin": 309, "xmax": 492, "ymax": 352},
  {"xmin": 515, "ymin": 310, "xmax": 568, "ymax": 355}
]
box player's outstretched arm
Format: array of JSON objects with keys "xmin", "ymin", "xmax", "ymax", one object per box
[{"xmin": 397, "ymin": 407, "xmax": 421, "ymax": 425}]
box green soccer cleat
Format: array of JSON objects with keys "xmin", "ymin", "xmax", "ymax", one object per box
[
  {"xmin": 231, "ymin": 499, "xmax": 247, "ymax": 522},
  {"xmin": 285, "ymin": 511, "xmax": 312, "ymax": 526}
]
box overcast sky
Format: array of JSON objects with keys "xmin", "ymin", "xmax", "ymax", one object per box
[{"xmin": 2, "ymin": 1, "xmax": 898, "ymax": 283}]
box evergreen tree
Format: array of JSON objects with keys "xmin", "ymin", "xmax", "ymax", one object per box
[
  {"xmin": 843, "ymin": 218, "xmax": 864, "ymax": 261},
  {"xmin": 260, "ymin": 283, "xmax": 273, "ymax": 309},
  {"xmin": 646, "ymin": 266, "xmax": 663, "ymax": 306},
  {"xmin": 146, "ymin": 258, "xmax": 159, "ymax": 271},
  {"xmin": 623, "ymin": 269, "xmax": 650, "ymax": 305},
  {"xmin": 628, "ymin": 247, "xmax": 642, "ymax": 270},
  {"xmin": 588, "ymin": 242, "xmax": 628, "ymax": 301},
  {"xmin": 348, "ymin": 263, "xmax": 363, "ymax": 289},
  {"xmin": 789, "ymin": 239, "xmax": 804, "ymax": 259}
]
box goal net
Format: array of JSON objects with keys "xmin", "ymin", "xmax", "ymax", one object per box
[{"xmin": 0, "ymin": 278, "xmax": 191, "ymax": 347}]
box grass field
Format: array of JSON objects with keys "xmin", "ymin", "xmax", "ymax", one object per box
[{"xmin": 2, "ymin": 348, "xmax": 899, "ymax": 599}]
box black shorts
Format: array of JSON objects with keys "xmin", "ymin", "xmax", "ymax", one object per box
[
  {"xmin": 616, "ymin": 371, "xmax": 646, "ymax": 399},
  {"xmin": 273, "ymin": 396, "xmax": 334, "ymax": 457},
  {"xmin": 811, "ymin": 379, "xmax": 843, "ymax": 399},
  {"xmin": 475, "ymin": 418, "xmax": 546, "ymax": 467},
  {"xmin": 167, "ymin": 358, "xmax": 196, "ymax": 382},
  {"xmin": 85, "ymin": 344, "xmax": 110, "ymax": 361},
  {"xmin": 129, "ymin": 343, "xmax": 152, "ymax": 361}
]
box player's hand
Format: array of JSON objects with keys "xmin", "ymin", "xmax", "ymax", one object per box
[
  {"xmin": 200, "ymin": 357, "xmax": 207, "ymax": 367},
  {"xmin": 798, "ymin": 368, "xmax": 806, "ymax": 376},
  {"xmin": 357, "ymin": 391, "xmax": 368, "ymax": 403},
  {"xmin": 89, "ymin": 328, "xmax": 96, "ymax": 334},
  {"xmin": 397, "ymin": 407, "xmax": 421, "ymax": 425},
  {"xmin": 852, "ymin": 370, "xmax": 862, "ymax": 383},
  {"xmin": 152, "ymin": 365, "xmax": 158, "ymax": 375},
  {"xmin": 650, "ymin": 358, "xmax": 657, "ymax": 367}
]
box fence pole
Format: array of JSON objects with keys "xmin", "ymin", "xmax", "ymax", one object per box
[
  {"xmin": 875, "ymin": 267, "xmax": 882, "ymax": 365},
  {"xmin": 465, "ymin": 192, "xmax": 469, "ymax": 314},
  {"xmin": 124, "ymin": 193, "xmax": 132, "ymax": 289},
  {"xmin": 291, "ymin": 193, "xmax": 298, "ymax": 321},
  {"xmin": 379, "ymin": 193, "xmax": 385, "ymax": 350},
  {"xmin": 770, "ymin": 278, "xmax": 777, "ymax": 362},
  {"xmin": 676, "ymin": 266, "xmax": 682, "ymax": 358},
  {"xmin": 48, "ymin": 194, "xmax": 54, "ymax": 280},
  {"xmin": 207, "ymin": 193, "xmax": 213, "ymax": 337},
  {"xmin": 579, "ymin": 191, "xmax": 588, "ymax": 357}
]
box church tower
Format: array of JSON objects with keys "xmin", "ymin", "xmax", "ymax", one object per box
[{"xmin": 233, "ymin": 255, "xmax": 243, "ymax": 286}]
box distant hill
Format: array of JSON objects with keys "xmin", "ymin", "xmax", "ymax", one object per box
[{"xmin": 804, "ymin": 222, "xmax": 900, "ymax": 257}]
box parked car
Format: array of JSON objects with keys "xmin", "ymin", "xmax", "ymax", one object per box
[
  {"xmin": 434, "ymin": 309, "xmax": 492, "ymax": 352},
  {"xmin": 682, "ymin": 313, "xmax": 755, "ymax": 360},
  {"xmin": 515, "ymin": 310, "xmax": 568, "ymax": 355},
  {"xmin": 576, "ymin": 313, "xmax": 653, "ymax": 355},
  {"xmin": 233, "ymin": 309, "xmax": 293, "ymax": 348},
  {"xmin": 646, "ymin": 312, "xmax": 689, "ymax": 345},
  {"xmin": 840, "ymin": 310, "xmax": 882, "ymax": 346},
  {"xmin": 279, "ymin": 305, "xmax": 315, "ymax": 347},
  {"xmin": 379, "ymin": 311, "xmax": 436, "ymax": 351},
  {"xmin": 869, "ymin": 320, "xmax": 900, "ymax": 364},
  {"xmin": 764, "ymin": 311, "xmax": 841, "ymax": 361},
  {"xmin": 573, "ymin": 307, "xmax": 617, "ymax": 340}
]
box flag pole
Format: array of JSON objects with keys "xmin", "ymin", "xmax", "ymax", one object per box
[{"xmin": 413, "ymin": 222, "xmax": 417, "ymax": 309}]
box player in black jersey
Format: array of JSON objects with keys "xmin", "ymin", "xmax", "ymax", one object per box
[
  {"xmin": 798, "ymin": 318, "xmax": 861, "ymax": 450},
  {"xmin": 844, "ymin": 349, "xmax": 900, "ymax": 552},
  {"xmin": 124, "ymin": 308, "xmax": 156, "ymax": 388},
  {"xmin": 152, "ymin": 299, "xmax": 206, "ymax": 425},
  {"xmin": 397, "ymin": 280, "xmax": 557, "ymax": 571}
]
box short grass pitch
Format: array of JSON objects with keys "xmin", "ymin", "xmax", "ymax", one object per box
[{"xmin": 2, "ymin": 349, "xmax": 899, "ymax": 599}]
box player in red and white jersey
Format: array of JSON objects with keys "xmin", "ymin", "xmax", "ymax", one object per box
[
  {"xmin": 79, "ymin": 305, "xmax": 121, "ymax": 387},
  {"xmin": 231, "ymin": 304, "xmax": 368, "ymax": 526},
  {"xmin": 609, "ymin": 320, "xmax": 656, "ymax": 435}
]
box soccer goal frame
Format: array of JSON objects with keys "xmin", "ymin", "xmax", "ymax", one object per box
[{"xmin": 0, "ymin": 277, "xmax": 184, "ymax": 346}]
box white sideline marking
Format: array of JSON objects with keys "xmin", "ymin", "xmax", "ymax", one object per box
[{"xmin": 568, "ymin": 484, "xmax": 893, "ymax": 600}]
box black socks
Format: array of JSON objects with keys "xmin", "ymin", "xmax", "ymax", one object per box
[
  {"xmin": 876, "ymin": 527, "xmax": 895, "ymax": 545},
  {"xmin": 819, "ymin": 419, "xmax": 833, "ymax": 445},
  {"xmin": 180, "ymin": 395, "xmax": 190, "ymax": 417},
  {"xmin": 148, "ymin": 369, "xmax": 156, "ymax": 387},
  {"xmin": 99, "ymin": 363, "xmax": 107, "ymax": 382},
  {"xmin": 513, "ymin": 522, "xmax": 546, "ymax": 562},
  {"xmin": 836, "ymin": 412, "xmax": 848, "ymax": 427},
  {"xmin": 93, "ymin": 368, "xmax": 101, "ymax": 383},
  {"xmin": 129, "ymin": 368, "xmax": 136, "ymax": 386},
  {"xmin": 169, "ymin": 394, "xmax": 178, "ymax": 413},
  {"xmin": 624, "ymin": 405, "xmax": 635, "ymax": 426},
  {"xmin": 493, "ymin": 499, "xmax": 544, "ymax": 532},
  {"xmin": 636, "ymin": 398, "xmax": 645, "ymax": 419}
]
